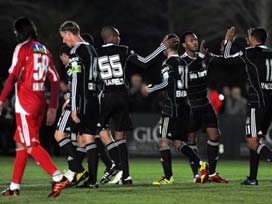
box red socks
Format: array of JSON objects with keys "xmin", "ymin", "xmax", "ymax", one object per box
[
  {"xmin": 12, "ymin": 148, "xmax": 28, "ymax": 184},
  {"xmin": 27, "ymin": 145, "xmax": 58, "ymax": 176}
]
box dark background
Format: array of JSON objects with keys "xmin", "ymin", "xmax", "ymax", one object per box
[
  {"xmin": 1, "ymin": 0, "xmax": 272, "ymax": 156},
  {"xmin": 0, "ymin": 0, "xmax": 272, "ymax": 88}
]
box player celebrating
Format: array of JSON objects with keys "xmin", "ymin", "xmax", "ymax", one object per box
[
  {"xmin": 224, "ymin": 27, "xmax": 272, "ymax": 185},
  {"xmin": 142, "ymin": 33, "xmax": 202, "ymax": 185},
  {"xmin": 0, "ymin": 17, "xmax": 69, "ymax": 197},
  {"xmin": 96, "ymin": 26, "xmax": 178, "ymax": 184},
  {"xmin": 180, "ymin": 31, "xmax": 228, "ymax": 183}
]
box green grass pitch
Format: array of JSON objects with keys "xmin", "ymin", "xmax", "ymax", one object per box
[{"xmin": 0, "ymin": 157, "xmax": 271, "ymax": 204}]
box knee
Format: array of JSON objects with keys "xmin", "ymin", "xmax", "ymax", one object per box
[
  {"xmin": 54, "ymin": 131, "xmax": 65, "ymax": 142},
  {"xmin": 173, "ymin": 140, "xmax": 183, "ymax": 150},
  {"xmin": 247, "ymin": 141, "xmax": 258, "ymax": 151},
  {"xmin": 159, "ymin": 139, "xmax": 169, "ymax": 149},
  {"xmin": 115, "ymin": 131, "xmax": 126, "ymax": 140},
  {"xmin": 208, "ymin": 129, "xmax": 220, "ymax": 141}
]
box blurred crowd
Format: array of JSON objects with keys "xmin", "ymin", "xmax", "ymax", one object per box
[{"xmin": 0, "ymin": 74, "xmax": 247, "ymax": 155}]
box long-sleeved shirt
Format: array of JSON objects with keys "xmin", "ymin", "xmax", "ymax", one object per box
[
  {"xmin": 148, "ymin": 55, "xmax": 189, "ymax": 117},
  {"xmin": 224, "ymin": 41, "xmax": 272, "ymax": 108},
  {"xmin": 0, "ymin": 40, "xmax": 60, "ymax": 117},
  {"xmin": 96, "ymin": 43, "xmax": 166, "ymax": 92},
  {"xmin": 70, "ymin": 41, "xmax": 98, "ymax": 114}
]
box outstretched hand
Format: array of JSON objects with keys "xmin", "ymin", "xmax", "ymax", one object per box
[
  {"xmin": 199, "ymin": 40, "xmax": 208, "ymax": 54},
  {"xmin": 162, "ymin": 35, "xmax": 179, "ymax": 48},
  {"xmin": 225, "ymin": 26, "xmax": 236, "ymax": 42},
  {"xmin": 247, "ymin": 28, "xmax": 253, "ymax": 43}
]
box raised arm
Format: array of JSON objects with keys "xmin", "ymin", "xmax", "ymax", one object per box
[{"xmin": 127, "ymin": 36, "xmax": 178, "ymax": 69}]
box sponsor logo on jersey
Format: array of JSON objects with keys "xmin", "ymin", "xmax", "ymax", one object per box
[{"xmin": 32, "ymin": 44, "xmax": 47, "ymax": 53}]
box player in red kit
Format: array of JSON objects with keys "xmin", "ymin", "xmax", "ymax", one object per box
[{"xmin": 0, "ymin": 17, "xmax": 69, "ymax": 198}]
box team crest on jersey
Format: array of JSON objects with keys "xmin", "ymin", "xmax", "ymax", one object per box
[{"xmin": 32, "ymin": 44, "xmax": 47, "ymax": 53}]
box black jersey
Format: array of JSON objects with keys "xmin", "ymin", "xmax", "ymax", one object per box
[
  {"xmin": 96, "ymin": 43, "xmax": 166, "ymax": 92},
  {"xmin": 70, "ymin": 41, "xmax": 98, "ymax": 114},
  {"xmin": 181, "ymin": 52, "xmax": 230, "ymax": 109},
  {"xmin": 224, "ymin": 42, "xmax": 272, "ymax": 108},
  {"xmin": 148, "ymin": 55, "xmax": 189, "ymax": 117}
]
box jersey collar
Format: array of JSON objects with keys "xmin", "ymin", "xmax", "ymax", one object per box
[
  {"xmin": 181, "ymin": 52, "xmax": 196, "ymax": 59},
  {"xmin": 257, "ymin": 45, "xmax": 268, "ymax": 49},
  {"xmin": 102, "ymin": 43, "xmax": 115, "ymax": 47}
]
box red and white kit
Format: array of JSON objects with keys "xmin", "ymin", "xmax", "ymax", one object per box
[{"xmin": 0, "ymin": 40, "xmax": 60, "ymax": 147}]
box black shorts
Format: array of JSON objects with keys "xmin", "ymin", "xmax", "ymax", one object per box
[
  {"xmin": 261, "ymin": 92, "xmax": 272, "ymax": 135},
  {"xmin": 159, "ymin": 104, "xmax": 190, "ymax": 141},
  {"xmin": 78, "ymin": 96, "xmax": 99, "ymax": 135},
  {"xmin": 246, "ymin": 106, "xmax": 272, "ymax": 138},
  {"xmin": 56, "ymin": 110, "xmax": 74, "ymax": 133},
  {"xmin": 188, "ymin": 103, "xmax": 218, "ymax": 133},
  {"xmin": 99, "ymin": 91, "xmax": 132, "ymax": 132}
]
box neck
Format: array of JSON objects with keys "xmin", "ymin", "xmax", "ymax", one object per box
[
  {"xmin": 185, "ymin": 49, "xmax": 196, "ymax": 58},
  {"xmin": 73, "ymin": 35, "xmax": 83, "ymax": 46},
  {"xmin": 167, "ymin": 51, "xmax": 178, "ymax": 58},
  {"xmin": 104, "ymin": 40, "xmax": 115, "ymax": 44}
]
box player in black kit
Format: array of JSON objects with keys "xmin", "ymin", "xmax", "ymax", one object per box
[
  {"xmin": 97, "ymin": 26, "xmax": 178, "ymax": 184},
  {"xmin": 180, "ymin": 31, "xmax": 228, "ymax": 183},
  {"xmin": 142, "ymin": 33, "xmax": 202, "ymax": 185},
  {"xmin": 224, "ymin": 27, "xmax": 272, "ymax": 185}
]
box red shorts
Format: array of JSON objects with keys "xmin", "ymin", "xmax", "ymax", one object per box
[{"xmin": 14, "ymin": 112, "xmax": 44, "ymax": 147}]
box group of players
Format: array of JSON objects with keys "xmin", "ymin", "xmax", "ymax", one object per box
[{"xmin": 0, "ymin": 16, "xmax": 272, "ymax": 198}]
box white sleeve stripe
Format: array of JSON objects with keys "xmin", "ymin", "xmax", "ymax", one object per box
[
  {"xmin": 137, "ymin": 44, "xmax": 165, "ymax": 63},
  {"xmin": 224, "ymin": 41, "xmax": 231, "ymax": 58},
  {"xmin": 8, "ymin": 42, "xmax": 27, "ymax": 74},
  {"xmin": 137, "ymin": 46, "xmax": 163, "ymax": 62},
  {"xmin": 71, "ymin": 73, "xmax": 77, "ymax": 111},
  {"xmin": 224, "ymin": 41, "xmax": 243, "ymax": 58},
  {"xmin": 48, "ymin": 67, "xmax": 58, "ymax": 82},
  {"xmin": 149, "ymin": 80, "xmax": 168, "ymax": 93}
]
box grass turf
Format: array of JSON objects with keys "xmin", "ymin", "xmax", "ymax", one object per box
[{"xmin": 0, "ymin": 157, "xmax": 271, "ymax": 204}]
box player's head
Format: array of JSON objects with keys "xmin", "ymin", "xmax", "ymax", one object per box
[
  {"xmin": 101, "ymin": 26, "xmax": 120, "ymax": 45},
  {"xmin": 13, "ymin": 17, "xmax": 37, "ymax": 42},
  {"xmin": 59, "ymin": 45, "xmax": 71, "ymax": 66},
  {"xmin": 248, "ymin": 27, "xmax": 267, "ymax": 46},
  {"xmin": 232, "ymin": 36, "xmax": 247, "ymax": 52},
  {"xmin": 164, "ymin": 33, "xmax": 180, "ymax": 55},
  {"xmin": 59, "ymin": 21, "xmax": 80, "ymax": 47},
  {"xmin": 81, "ymin": 33, "xmax": 94, "ymax": 45},
  {"xmin": 181, "ymin": 31, "xmax": 198, "ymax": 52}
]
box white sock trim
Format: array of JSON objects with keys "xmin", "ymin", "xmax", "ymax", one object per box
[
  {"xmin": 52, "ymin": 170, "xmax": 63, "ymax": 182},
  {"xmin": 10, "ymin": 182, "xmax": 20, "ymax": 190},
  {"xmin": 64, "ymin": 170, "xmax": 76, "ymax": 182}
]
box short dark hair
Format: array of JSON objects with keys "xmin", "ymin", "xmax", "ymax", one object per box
[
  {"xmin": 101, "ymin": 26, "xmax": 118, "ymax": 42},
  {"xmin": 251, "ymin": 27, "xmax": 267, "ymax": 44},
  {"xmin": 81, "ymin": 33, "xmax": 94, "ymax": 45},
  {"xmin": 13, "ymin": 17, "xmax": 37, "ymax": 42},
  {"xmin": 232, "ymin": 36, "xmax": 247, "ymax": 52},
  {"xmin": 180, "ymin": 31, "xmax": 196, "ymax": 43},
  {"xmin": 59, "ymin": 45, "xmax": 71, "ymax": 56},
  {"xmin": 166, "ymin": 33, "xmax": 180, "ymax": 51},
  {"xmin": 59, "ymin": 21, "xmax": 80, "ymax": 35}
]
